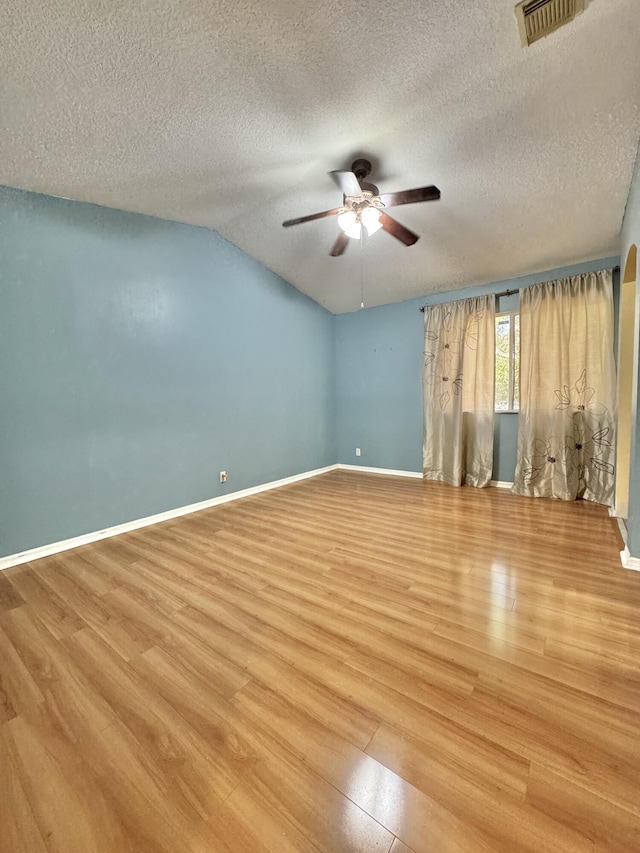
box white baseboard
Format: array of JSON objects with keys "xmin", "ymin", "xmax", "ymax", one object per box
[
  {"xmin": 0, "ymin": 464, "xmax": 338, "ymax": 571},
  {"xmin": 336, "ymin": 464, "xmax": 422, "ymax": 478},
  {"xmin": 612, "ymin": 515, "xmax": 628, "ymax": 547},
  {"xmin": 337, "ymin": 466, "xmax": 514, "ymax": 490},
  {"xmin": 620, "ymin": 546, "xmax": 640, "ymax": 571}
]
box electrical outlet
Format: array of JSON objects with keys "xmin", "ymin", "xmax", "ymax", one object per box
[
  {"xmin": 220, "ymin": 471, "xmax": 228, "ymax": 483},
  {"xmin": 355, "ymin": 448, "xmax": 361, "ymax": 457}
]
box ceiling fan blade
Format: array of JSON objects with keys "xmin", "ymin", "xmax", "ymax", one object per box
[
  {"xmin": 378, "ymin": 185, "xmax": 441, "ymax": 208},
  {"xmin": 329, "ymin": 170, "xmax": 363, "ymax": 198},
  {"xmin": 330, "ymin": 232, "xmax": 349, "ymax": 257},
  {"xmin": 379, "ymin": 212, "xmax": 419, "ymax": 247},
  {"xmin": 282, "ymin": 208, "xmax": 341, "ymax": 227}
]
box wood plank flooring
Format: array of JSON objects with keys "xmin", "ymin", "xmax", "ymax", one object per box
[{"xmin": 1, "ymin": 470, "xmax": 640, "ymax": 852}]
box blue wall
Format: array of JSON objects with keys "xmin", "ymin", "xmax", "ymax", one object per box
[
  {"xmin": 335, "ymin": 257, "xmax": 619, "ymax": 479},
  {"xmin": 0, "ymin": 180, "xmax": 625, "ymax": 560},
  {"xmin": 620, "ymin": 145, "xmax": 640, "ymax": 557},
  {"xmin": 0, "ymin": 186, "xmax": 335, "ymax": 557}
]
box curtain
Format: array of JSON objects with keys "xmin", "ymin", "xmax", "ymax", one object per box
[
  {"xmin": 513, "ymin": 270, "xmax": 616, "ymax": 505},
  {"xmin": 423, "ymin": 294, "xmax": 495, "ymax": 487}
]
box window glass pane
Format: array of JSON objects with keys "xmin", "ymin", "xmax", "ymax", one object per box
[
  {"xmin": 495, "ymin": 315, "xmax": 510, "ymax": 411},
  {"xmin": 513, "ymin": 313, "xmax": 520, "ymax": 411}
]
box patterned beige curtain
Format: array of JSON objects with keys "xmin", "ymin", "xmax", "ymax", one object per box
[
  {"xmin": 513, "ymin": 270, "xmax": 616, "ymax": 505},
  {"xmin": 423, "ymin": 295, "xmax": 495, "ymax": 487}
]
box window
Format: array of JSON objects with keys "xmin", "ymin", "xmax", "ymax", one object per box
[{"xmin": 495, "ymin": 312, "xmax": 520, "ymax": 412}]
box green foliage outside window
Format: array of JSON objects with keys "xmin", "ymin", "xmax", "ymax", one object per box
[{"xmin": 495, "ymin": 312, "xmax": 519, "ymax": 411}]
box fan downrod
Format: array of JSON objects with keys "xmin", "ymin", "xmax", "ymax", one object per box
[{"xmin": 350, "ymin": 159, "xmax": 379, "ymax": 195}]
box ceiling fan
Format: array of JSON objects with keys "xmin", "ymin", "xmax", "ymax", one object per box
[{"xmin": 282, "ymin": 158, "xmax": 440, "ymax": 256}]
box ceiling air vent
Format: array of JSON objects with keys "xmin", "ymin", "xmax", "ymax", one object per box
[{"xmin": 515, "ymin": 0, "xmax": 585, "ymax": 46}]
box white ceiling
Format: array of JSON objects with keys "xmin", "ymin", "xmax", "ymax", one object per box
[{"xmin": 2, "ymin": 0, "xmax": 640, "ymax": 313}]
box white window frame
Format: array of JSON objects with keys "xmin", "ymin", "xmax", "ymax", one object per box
[{"xmin": 495, "ymin": 310, "xmax": 519, "ymax": 413}]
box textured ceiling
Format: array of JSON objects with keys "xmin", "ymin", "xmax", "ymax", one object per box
[{"xmin": 2, "ymin": 0, "xmax": 640, "ymax": 313}]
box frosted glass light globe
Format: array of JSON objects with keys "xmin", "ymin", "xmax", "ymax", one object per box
[{"xmin": 337, "ymin": 210, "xmax": 362, "ymax": 239}]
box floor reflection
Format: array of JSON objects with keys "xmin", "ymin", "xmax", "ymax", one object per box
[{"xmin": 343, "ymin": 754, "xmax": 406, "ymax": 841}]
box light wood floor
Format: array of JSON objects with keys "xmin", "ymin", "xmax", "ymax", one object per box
[{"xmin": 1, "ymin": 471, "xmax": 640, "ymax": 852}]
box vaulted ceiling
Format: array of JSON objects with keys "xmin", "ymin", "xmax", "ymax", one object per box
[{"xmin": 2, "ymin": 0, "xmax": 640, "ymax": 312}]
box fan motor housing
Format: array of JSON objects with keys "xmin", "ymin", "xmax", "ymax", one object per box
[
  {"xmin": 360, "ymin": 181, "xmax": 379, "ymax": 195},
  {"xmin": 351, "ymin": 158, "xmax": 373, "ymax": 181}
]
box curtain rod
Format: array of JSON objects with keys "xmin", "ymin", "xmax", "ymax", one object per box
[{"xmin": 418, "ymin": 266, "xmax": 621, "ymax": 312}]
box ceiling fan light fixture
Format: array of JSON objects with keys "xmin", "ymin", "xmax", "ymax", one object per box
[
  {"xmin": 282, "ymin": 159, "xmax": 440, "ymax": 255},
  {"xmin": 337, "ymin": 210, "xmax": 361, "ymax": 239}
]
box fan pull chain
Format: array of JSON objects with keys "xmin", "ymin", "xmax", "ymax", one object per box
[{"xmin": 360, "ymin": 229, "xmax": 365, "ymax": 309}]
